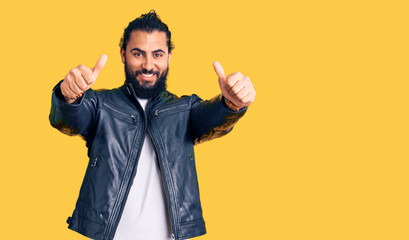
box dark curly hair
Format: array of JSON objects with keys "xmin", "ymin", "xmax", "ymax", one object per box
[{"xmin": 119, "ymin": 10, "xmax": 174, "ymax": 53}]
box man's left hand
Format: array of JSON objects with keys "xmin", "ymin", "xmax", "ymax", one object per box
[{"xmin": 213, "ymin": 61, "xmax": 256, "ymax": 111}]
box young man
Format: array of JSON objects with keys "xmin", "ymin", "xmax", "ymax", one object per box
[{"xmin": 49, "ymin": 10, "xmax": 255, "ymax": 240}]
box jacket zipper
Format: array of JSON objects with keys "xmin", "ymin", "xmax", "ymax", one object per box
[
  {"xmin": 80, "ymin": 157, "xmax": 99, "ymax": 201},
  {"xmin": 104, "ymin": 107, "xmax": 145, "ymax": 239},
  {"xmin": 154, "ymin": 102, "xmax": 188, "ymax": 116},
  {"xmin": 146, "ymin": 122, "xmax": 178, "ymax": 239},
  {"xmin": 103, "ymin": 102, "xmax": 137, "ymax": 124},
  {"xmin": 116, "ymin": 85, "xmax": 178, "ymax": 240},
  {"xmin": 145, "ymin": 98, "xmax": 179, "ymax": 240}
]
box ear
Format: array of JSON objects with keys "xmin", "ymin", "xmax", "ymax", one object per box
[
  {"xmin": 120, "ymin": 48, "xmax": 126, "ymax": 64},
  {"xmin": 168, "ymin": 51, "xmax": 172, "ymax": 65}
]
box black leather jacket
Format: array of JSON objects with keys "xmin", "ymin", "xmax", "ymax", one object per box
[{"xmin": 49, "ymin": 81, "xmax": 246, "ymax": 240}]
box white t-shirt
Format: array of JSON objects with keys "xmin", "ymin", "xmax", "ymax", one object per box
[{"xmin": 112, "ymin": 98, "xmax": 173, "ymax": 240}]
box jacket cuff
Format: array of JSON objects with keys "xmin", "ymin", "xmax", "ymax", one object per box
[{"xmin": 221, "ymin": 95, "xmax": 247, "ymax": 113}]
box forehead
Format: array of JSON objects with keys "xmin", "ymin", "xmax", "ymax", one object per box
[{"xmin": 127, "ymin": 30, "xmax": 167, "ymax": 51}]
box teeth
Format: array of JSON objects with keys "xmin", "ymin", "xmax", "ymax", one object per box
[{"xmin": 141, "ymin": 73, "xmax": 154, "ymax": 77}]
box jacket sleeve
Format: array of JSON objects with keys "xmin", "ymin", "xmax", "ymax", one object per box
[
  {"xmin": 49, "ymin": 80, "xmax": 97, "ymax": 139},
  {"xmin": 189, "ymin": 94, "xmax": 247, "ymax": 145}
]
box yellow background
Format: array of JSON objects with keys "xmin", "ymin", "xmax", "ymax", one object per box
[{"xmin": 1, "ymin": 0, "xmax": 408, "ymax": 239}]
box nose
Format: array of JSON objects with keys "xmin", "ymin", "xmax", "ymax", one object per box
[{"xmin": 142, "ymin": 55, "xmax": 154, "ymax": 71}]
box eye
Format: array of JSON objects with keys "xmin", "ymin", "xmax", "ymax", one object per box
[
  {"xmin": 154, "ymin": 53, "xmax": 163, "ymax": 58},
  {"xmin": 133, "ymin": 52, "xmax": 143, "ymax": 57}
]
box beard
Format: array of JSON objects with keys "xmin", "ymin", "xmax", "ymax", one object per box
[{"xmin": 124, "ymin": 60, "xmax": 168, "ymax": 99}]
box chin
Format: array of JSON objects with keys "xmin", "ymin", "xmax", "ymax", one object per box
[{"xmin": 138, "ymin": 79, "xmax": 157, "ymax": 88}]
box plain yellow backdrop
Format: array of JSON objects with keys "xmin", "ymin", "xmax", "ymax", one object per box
[{"xmin": 1, "ymin": 0, "xmax": 408, "ymax": 239}]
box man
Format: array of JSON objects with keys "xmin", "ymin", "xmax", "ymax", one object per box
[{"xmin": 49, "ymin": 10, "xmax": 255, "ymax": 240}]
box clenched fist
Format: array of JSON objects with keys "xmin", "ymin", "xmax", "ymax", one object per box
[
  {"xmin": 61, "ymin": 55, "xmax": 108, "ymax": 104},
  {"xmin": 213, "ymin": 61, "xmax": 256, "ymax": 111}
]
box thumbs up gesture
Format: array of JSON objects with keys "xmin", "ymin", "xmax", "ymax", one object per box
[
  {"xmin": 61, "ymin": 54, "xmax": 108, "ymax": 104},
  {"xmin": 213, "ymin": 61, "xmax": 256, "ymax": 111}
]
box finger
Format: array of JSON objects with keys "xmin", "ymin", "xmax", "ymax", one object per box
[
  {"xmin": 229, "ymin": 77, "xmax": 249, "ymax": 95},
  {"xmin": 70, "ymin": 76, "xmax": 84, "ymax": 95},
  {"xmin": 76, "ymin": 75, "xmax": 90, "ymax": 90},
  {"xmin": 77, "ymin": 64, "xmax": 93, "ymax": 88},
  {"xmin": 241, "ymin": 92, "xmax": 255, "ymax": 105},
  {"xmin": 64, "ymin": 75, "xmax": 77, "ymax": 96},
  {"xmin": 213, "ymin": 61, "xmax": 226, "ymax": 81},
  {"xmin": 92, "ymin": 54, "xmax": 108, "ymax": 78},
  {"xmin": 241, "ymin": 88, "xmax": 256, "ymax": 105},
  {"xmin": 225, "ymin": 76, "xmax": 240, "ymax": 92},
  {"xmin": 61, "ymin": 80, "xmax": 77, "ymax": 98},
  {"xmin": 234, "ymin": 85, "xmax": 250, "ymax": 101},
  {"xmin": 68, "ymin": 68, "xmax": 85, "ymax": 94},
  {"xmin": 74, "ymin": 74, "xmax": 89, "ymax": 91}
]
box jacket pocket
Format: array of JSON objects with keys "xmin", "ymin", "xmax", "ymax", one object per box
[
  {"xmin": 153, "ymin": 100, "xmax": 189, "ymax": 117},
  {"xmin": 80, "ymin": 156, "xmax": 99, "ymax": 202},
  {"xmin": 102, "ymin": 102, "xmax": 137, "ymax": 124}
]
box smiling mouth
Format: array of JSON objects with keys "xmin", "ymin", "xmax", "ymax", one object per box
[
  {"xmin": 138, "ymin": 73, "xmax": 157, "ymax": 81},
  {"xmin": 141, "ymin": 73, "xmax": 154, "ymax": 77}
]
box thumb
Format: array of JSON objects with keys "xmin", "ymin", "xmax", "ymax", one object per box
[
  {"xmin": 213, "ymin": 61, "xmax": 226, "ymax": 81},
  {"xmin": 92, "ymin": 54, "xmax": 108, "ymax": 78}
]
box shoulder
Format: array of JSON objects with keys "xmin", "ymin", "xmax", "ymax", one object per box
[
  {"xmin": 86, "ymin": 85, "xmax": 127, "ymax": 98},
  {"xmin": 160, "ymin": 91, "xmax": 202, "ymax": 104},
  {"xmin": 160, "ymin": 92, "xmax": 206, "ymax": 109},
  {"xmin": 85, "ymin": 86, "xmax": 131, "ymax": 108}
]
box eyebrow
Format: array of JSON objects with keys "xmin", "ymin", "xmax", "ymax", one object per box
[
  {"xmin": 152, "ymin": 49, "xmax": 165, "ymax": 54},
  {"xmin": 130, "ymin": 48, "xmax": 165, "ymax": 54}
]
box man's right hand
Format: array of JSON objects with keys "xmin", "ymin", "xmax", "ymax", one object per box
[{"xmin": 61, "ymin": 54, "xmax": 108, "ymax": 104}]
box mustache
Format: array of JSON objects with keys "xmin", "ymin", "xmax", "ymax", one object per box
[{"xmin": 136, "ymin": 69, "xmax": 160, "ymax": 76}]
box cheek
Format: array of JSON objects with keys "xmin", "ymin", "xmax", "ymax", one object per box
[
  {"xmin": 126, "ymin": 56, "xmax": 142, "ymax": 68},
  {"xmin": 158, "ymin": 61, "xmax": 169, "ymax": 72},
  {"xmin": 128, "ymin": 62, "xmax": 142, "ymax": 72}
]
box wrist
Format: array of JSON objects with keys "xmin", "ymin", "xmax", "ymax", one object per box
[
  {"xmin": 224, "ymin": 97, "xmax": 241, "ymax": 111},
  {"xmin": 63, "ymin": 92, "xmax": 83, "ymax": 104}
]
